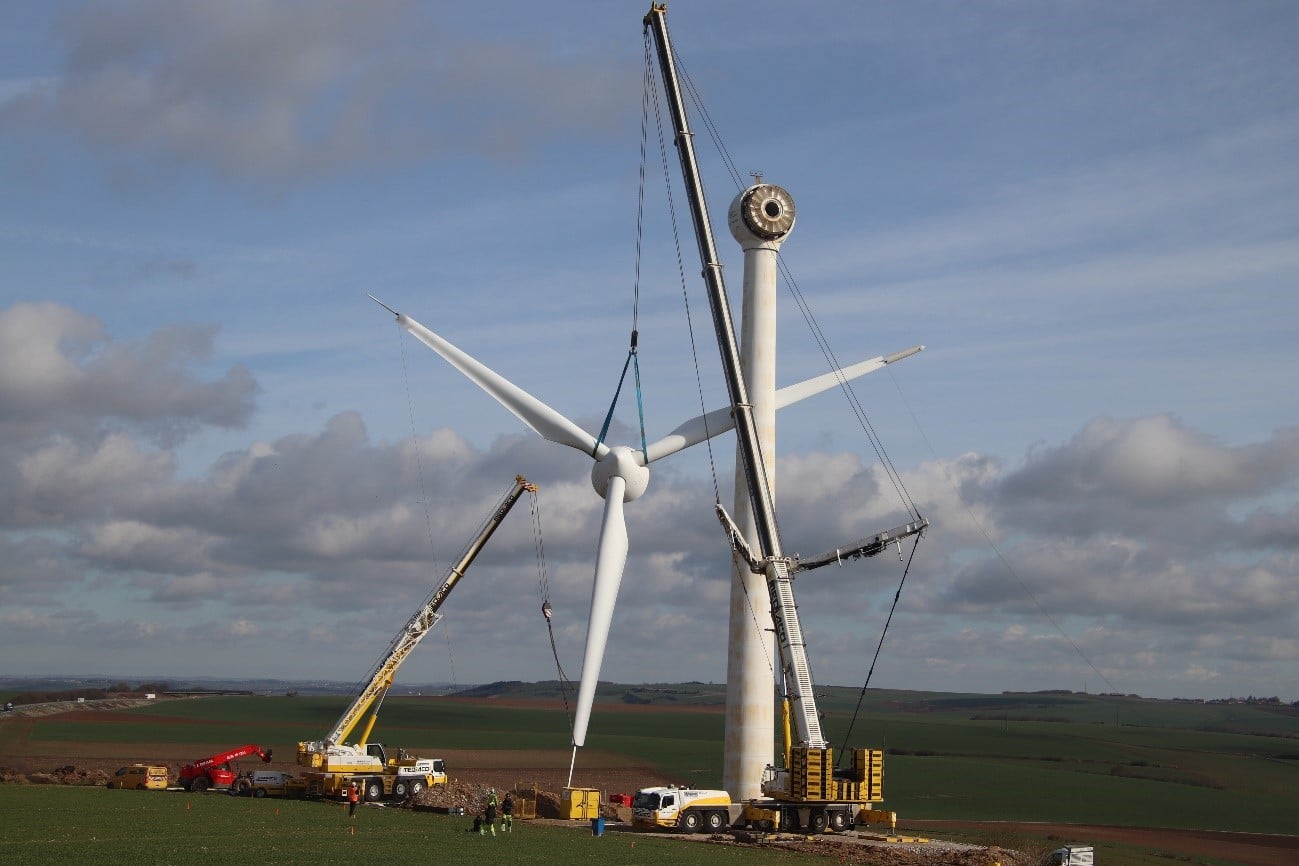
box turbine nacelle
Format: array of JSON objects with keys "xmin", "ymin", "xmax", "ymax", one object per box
[{"xmin": 591, "ymin": 446, "xmax": 650, "ymax": 502}]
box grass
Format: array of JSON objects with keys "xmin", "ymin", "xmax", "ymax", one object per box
[{"xmin": 0, "ymin": 786, "xmax": 817, "ymax": 866}]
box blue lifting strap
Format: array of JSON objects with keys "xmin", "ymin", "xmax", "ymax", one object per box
[{"xmin": 594, "ymin": 331, "xmax": 649, "ymax": 463}]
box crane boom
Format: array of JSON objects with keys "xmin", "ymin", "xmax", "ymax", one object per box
[
  {"xmin": 643, "ymin": 2, "xmax": 823, "ymax": 748},
  {"xmin": 645, "ymin": 6, "xmax": 923, "ymax": 829},
  {"xmin": 302, "ymin": 475, "xmax": 536, "ymax": 759}
]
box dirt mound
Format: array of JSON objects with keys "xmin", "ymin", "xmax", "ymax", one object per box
[
  {"xmin": 771, "ymin": 839, "xmax": 1029, "ymax": 866},
  {"xmin": 0, "ymin": 764, "xmax": 111, "ymax": 787}
]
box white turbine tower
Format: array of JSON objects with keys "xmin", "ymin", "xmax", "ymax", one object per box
[{"xmin": 370, "ymin": 295, "xmax": 920, "ymax": 783}]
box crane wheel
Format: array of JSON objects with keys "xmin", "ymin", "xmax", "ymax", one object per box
[
  {"xmin": 704, "ymin": 810, "xmax": 727, "ymax": 831},
  {"xmin": 808, "ymin": 810, "xmax": 828, "ymax": 833},
  {"xmin": 828, "ymin": 810, "xmax": 850, "ymax": 832},
  {"xmin": 393, "ymin": 780, "xmax": 409, "ymax": 800},
  {"xmin": 681, "ymin": 810, "xmax": 703, "ymax": 833}
]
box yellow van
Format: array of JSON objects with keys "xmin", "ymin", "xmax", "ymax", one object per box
[{"xmin": 107, "ymin": 764, "xmax": 169, "ymax": 790}]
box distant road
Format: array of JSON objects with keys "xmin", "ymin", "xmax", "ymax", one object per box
[{"xmin": 2, "ymin": 697, "xmax": 173, "ymax": 718}]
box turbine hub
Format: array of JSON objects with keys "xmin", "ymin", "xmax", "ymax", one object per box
[
  {"xmin": 590, "ymin": 446, "xmax": 650, "ymax": 502},
  {"xmin": 729, "ymin": 183, "xmax": 796, "ymax": 245}
]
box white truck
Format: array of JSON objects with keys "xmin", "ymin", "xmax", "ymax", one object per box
[
  {"xmin": 1048, "ymin": 845, "xmax": 1095, "ymax": 866},
  {"xmin": 631, "ymin": 786, "xmax": 734, "ymax": 832}
]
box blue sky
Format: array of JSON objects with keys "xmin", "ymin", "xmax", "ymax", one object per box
[{"xmin": 2, "ymin": 0, "xmax": 1296, "ymax": 702}]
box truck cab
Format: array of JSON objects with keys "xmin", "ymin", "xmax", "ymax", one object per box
[
  {"xmin": 368, "ymin": 744, "xmax": 447, "ymax": 788},
  {"xmin": 1048, "ymin": 845, "xmax": 1095, "ymax": 866},
  {"xmin": 397, "ymin": 757, "xmax": 446, "ymax": 782}
]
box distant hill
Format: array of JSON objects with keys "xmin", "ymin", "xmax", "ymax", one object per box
[
  {"xmin": 443, "ymin": 681, "xmax": 1299, "ymax": 739},
  {"xmin": 4, "ymin": 676, "xmax": 1295, "ymax": 735}
]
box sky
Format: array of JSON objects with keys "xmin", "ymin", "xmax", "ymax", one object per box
[{"xmin": 1, "ymin": 0, "xmax": 1297, "ymax": 703}]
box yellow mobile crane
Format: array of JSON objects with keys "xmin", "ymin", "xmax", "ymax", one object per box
[
  {"xmin": 640, "ymin": 6, "xmax": 927, "ymax": 834},
  {"xmin": 297, "ymin": 476, "xmax": 537, "ymax": 802}
]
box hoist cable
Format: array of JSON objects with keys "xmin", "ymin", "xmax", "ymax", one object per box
[
  {"xmin": 388, "ymin": 317, "xmax": 464, "ymax": 690},
  {"xmin": 663, "ymin": 45, "xmax": 785, "ymax": 680},
  {"xmin": 888, "ymin": 370, "xmax": 1119, "ymax": 694},
  {"xmin": 594, "ymin": 35, "xmax": 656, "ymax": 461},
  {"xmin": 529, "ymin": 485, "xmax": 574, "ymax": 722},
  {"xmin": 779, "ymin": 256, "xmax": 921, "ymax": 522},
  {"xmin": 835, "ymin": 533, "xmax": 923, "ymax": 767},
  {"xmin": 681, "ymin": 47, "xmax": 920, "ymax": 525},
  {"xmin": 441, "ymin": 622, "xmax": 458, "ymax": 693},
  {"xmin": 645, "ymin": 30, "xmax": 722, "ymax": 504},
  {"xmin": 677, "ymin": 58, "xmax": 745, "ymax": 192},
  {"xmin": 393, "ymin": 320, "xmax": 441, "ymax": 583}
]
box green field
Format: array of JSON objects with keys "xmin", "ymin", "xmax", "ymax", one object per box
[
  {"xmin": 3, "ymin": 684, "xmax": 1297, "ymax": 860},
  {"xmin": 0, "ymin": 785, "xmax": 820, "ymax": 866}
]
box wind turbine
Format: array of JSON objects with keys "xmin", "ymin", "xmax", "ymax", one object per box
[{"xmin": 370, "ymin": 295, "xmax": 920, "ymax": 780}]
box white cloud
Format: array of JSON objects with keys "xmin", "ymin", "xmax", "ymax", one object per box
[{"xmin": 0, "ymin": 0, "xmax": 636, "ymax": 188}]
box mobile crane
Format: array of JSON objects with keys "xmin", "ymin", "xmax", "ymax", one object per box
[
  {"xmin": 178, "ymin": 743, "xmax": 272, "ymax": 792},
  {"xmin": 296, "ymin": 476, "xmax": 537, "ymax": 801},
  {"xmin": 635, "ymin": 6, "xmax": 927, "ymax": 834}
]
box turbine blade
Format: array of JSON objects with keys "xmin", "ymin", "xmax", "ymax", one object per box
[
  {"xmin": 774, "ymin": 346, "xmax": 923, "ymax": 409},
  {"xmin": 571, "ymin": 476, "xmax": 630, "ymax": 748},
  {"xmin": 642, "ymin": 346, "xmax": 925, "ymax": 463},
  {"xmin": 643, "ymin": 407, "xmax": 735, "ymax": 463},
  {"xmin": 394, "ymin": 310, "xmax": 606, "ymax": 458}
]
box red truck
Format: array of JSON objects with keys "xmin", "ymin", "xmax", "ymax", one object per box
[{"xmin": 178, "ymin": 744, "xmax": 273, "ymax": 792}]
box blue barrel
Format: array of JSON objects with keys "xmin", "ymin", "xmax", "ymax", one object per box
[{"xmin": 590, "ymin": 817, "xmax": 605, "ymax": 836}]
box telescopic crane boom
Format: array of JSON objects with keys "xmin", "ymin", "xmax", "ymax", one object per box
[
  {"xmin": 296, "ymin": 476, "xmax": 537, "ymax": 800},
  {"xmin": 644, "ymin": 4, "xmax": 926, "ymax": 832}
]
